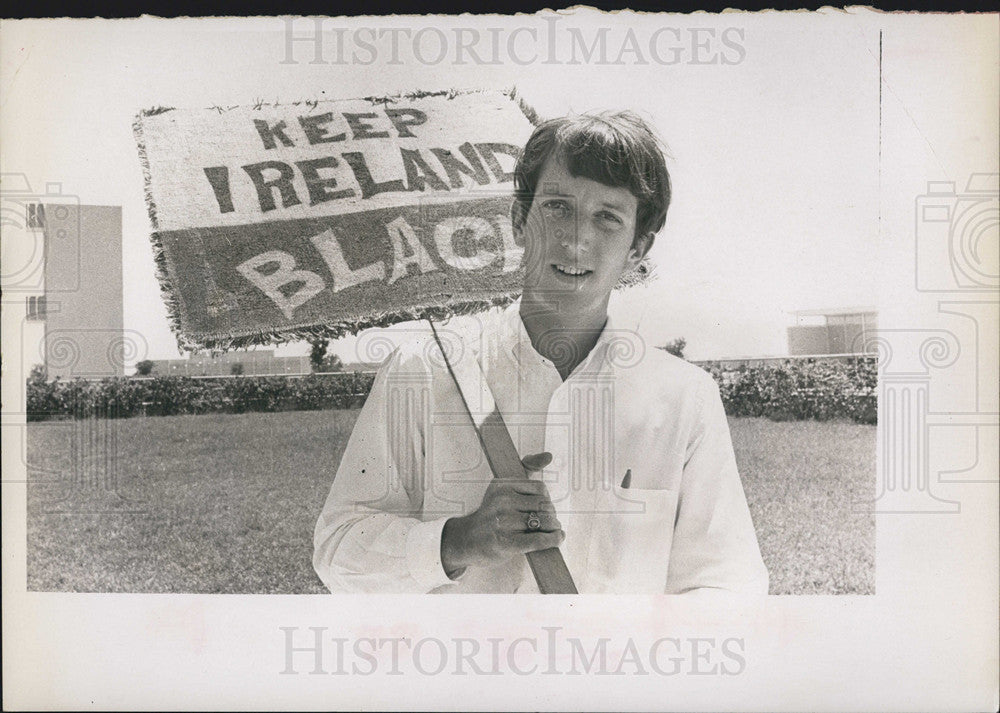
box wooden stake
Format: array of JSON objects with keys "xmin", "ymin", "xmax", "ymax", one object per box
[{"xmin": 427, "ymin": 318, "xmax": 578, "ymax": 594}]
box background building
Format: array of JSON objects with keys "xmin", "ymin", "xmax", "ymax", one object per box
[
  {"xmin": 33, "ymin": 203, "xmax": 125, "ymax": 379},
  {"xmin": 787, "ymin": 308, "xmax": 878, "ymax": 356},
  {"xmin": 3, "ymin": 175, "xmax": 125, "ymax": 383},
  {"xmin": 147, "ymin": 350, "xmax": 310, "ymax": 376},
  {"xmin": 144, "ymin": 350, "xmax": 367, "ymax": 376}
]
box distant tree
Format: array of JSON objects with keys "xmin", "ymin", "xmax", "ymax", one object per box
[
  {"xmin": 321, "ymin": 354, "xmax": 344, "ymax": 373},
  {"xmin": 309, "ymin": 338, "xmax": 330, "ymax": 372},
  {"xmin": 230, "ymin": 363, "xmax": 245, "ymax": 376},
  {"xmin": 659, "ymin": 338, "xmax": 687, "ymax": 360},
  {"xmin": 309, "ymin": 338, "xmax": 344, "ymax": 372},
  {"xmin": 135, "ymin": 360, "xmax": 155, "ymax": 376}
]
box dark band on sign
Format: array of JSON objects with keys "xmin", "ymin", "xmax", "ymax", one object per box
[{"xmin": 156, "ymin": 196, "xmax": 524, "ymax": 345}]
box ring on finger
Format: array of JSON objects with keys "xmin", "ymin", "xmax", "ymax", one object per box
[{"xmin": 525, "ymin": 512, "xmax": 542, "ymax": 532}]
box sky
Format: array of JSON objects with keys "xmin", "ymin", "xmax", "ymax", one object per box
[{"xmin": 2, "ymin": 11, "xmax": 989, "ymax": 365}]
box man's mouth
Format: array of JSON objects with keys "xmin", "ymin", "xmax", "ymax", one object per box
[{"xmin": 552, "ymin": 264, "xmax": 592, "ymax": 277}]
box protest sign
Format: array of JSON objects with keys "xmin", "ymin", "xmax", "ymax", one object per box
[{"xmin": 134, "ymin": 90, "xmax": 540, "ymax": 350}]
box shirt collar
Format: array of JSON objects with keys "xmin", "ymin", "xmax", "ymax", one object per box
[{"xmin": 501, "ymin": 297, "xmax": 618, "ymax": 376}]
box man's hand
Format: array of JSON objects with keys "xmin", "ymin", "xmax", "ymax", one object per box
[{"xmin": 441, "ymin": 452, "xmax": 564, "ymax": 577}]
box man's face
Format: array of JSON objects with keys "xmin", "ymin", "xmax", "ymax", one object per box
[{"xmin": 517, "ymin": 156, "xmax": 647, "ymax": 315}]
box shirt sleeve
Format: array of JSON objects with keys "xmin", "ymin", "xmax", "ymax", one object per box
[
  {"xmin": 664, "ymin": 378, "xmax": 769, "ymax": 596},
  {"xmin": 312, "ymin": 347, "xmax": 461, "ymax": 593}
]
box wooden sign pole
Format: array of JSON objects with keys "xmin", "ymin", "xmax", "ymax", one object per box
[{"xmin": 427, "ymin": 319, "xmax": 578, "ymax": 594}]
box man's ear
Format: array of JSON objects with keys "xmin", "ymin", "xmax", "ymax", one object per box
[
  {"xmin": 510, "ymin": 202, "xmax": 523, "ymax": 236},
  {"xmin": 628, "ymin": 232, "xmax": 655, "ymax": 267}
]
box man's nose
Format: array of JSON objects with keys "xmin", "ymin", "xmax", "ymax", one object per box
[{"xmin": 556, "ymin": 221, "xmax": 593, "ymax": 256}]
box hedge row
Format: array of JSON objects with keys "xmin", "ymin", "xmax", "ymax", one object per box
[
  {"xmin": 699, "ymin": 357, "xmax": 877, "ymax": 424},
  {"xmin": 26, "ymin": 371, "xmax": 376, "ymax": 421},
  {"xmin": 26, "ymin": 358, "xmax": 877, "ymax": 424}
]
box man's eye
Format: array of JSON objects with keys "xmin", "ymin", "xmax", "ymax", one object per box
[
  {"xmin": 598, "ymin": 212, "xmax": 623, "ymax": 226},
  {"xmin": 543, "ymin": 200, "xmax": 570, "ymax": 219}
]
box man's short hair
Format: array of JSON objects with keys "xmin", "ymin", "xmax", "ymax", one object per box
[{"xmin": 511, "ymin": 111, "xmax": 672, "ymax": 245}]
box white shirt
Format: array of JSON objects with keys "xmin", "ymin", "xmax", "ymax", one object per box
[{"xmin": 313, "ymin": 300, "xmax": 769, "ymax": 594}]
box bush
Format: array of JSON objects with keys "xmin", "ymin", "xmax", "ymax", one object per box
[
  {"xmin": 25, "ymin": 372, "xmax": 376, "ymax": 421},
  {"xmin": 26, "ymin": 358, "xmax": 874, "ymax": 425},
  {"xmin": 701, "ymin": 357, "xmax": 877, "ymax": 424}
]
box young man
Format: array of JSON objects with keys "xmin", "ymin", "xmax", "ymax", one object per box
[{"xmin": 313, "ymin": 111, "xmax": 769, "ymax": 594}]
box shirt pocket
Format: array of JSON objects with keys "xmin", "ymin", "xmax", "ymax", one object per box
[{"xmin": 586, "ymin": 484, "xmax": 679, "ymax": 593}]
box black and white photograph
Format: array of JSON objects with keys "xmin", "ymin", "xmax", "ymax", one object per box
[{"xmin": 2, "ymin": 8, "xmax": 997, "ymax": 711}]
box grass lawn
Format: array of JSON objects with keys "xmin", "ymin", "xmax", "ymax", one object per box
[
  {"xmin": 25, "ymin": 411, "xmax": 874, "ymax": 594},
  {"xmin": 731, "ymin": 418, "xmax": 875, "ymax": 595}
]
